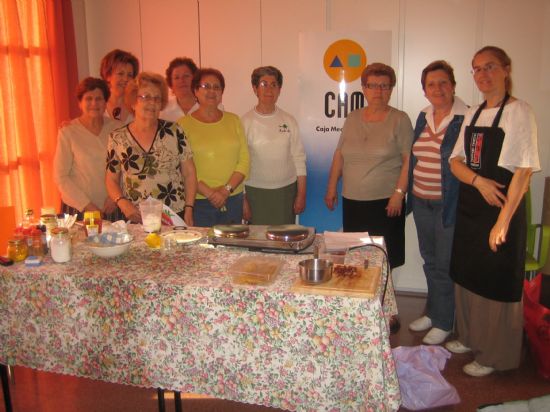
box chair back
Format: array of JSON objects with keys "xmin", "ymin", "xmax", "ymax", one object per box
[
  {"xmin": 525, "ymin": 188, "xmax": 550, "ymax": 277},
  {"xmin": 526, "ymin": 188, "xmax": 536, "ymax": 255},
  {"xmin": 0, "ymin": 206, "xmax": 17, "ymax": 256}
]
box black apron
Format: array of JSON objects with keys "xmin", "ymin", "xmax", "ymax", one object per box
[{"xmin": 450, "ymin": 94, "xmax": 526, "ymax": 302}]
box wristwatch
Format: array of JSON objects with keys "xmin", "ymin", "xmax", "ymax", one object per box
[{"xmin": 224, "ymin": 184, "xmax": 234, "ymax": 194}]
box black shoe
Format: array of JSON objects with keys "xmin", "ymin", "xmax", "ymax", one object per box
[{"xmin": 389, "ymin": 315, "xmax": 401, "ymax": 334}]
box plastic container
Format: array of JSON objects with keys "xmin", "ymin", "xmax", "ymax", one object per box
[
  {"xmin": 139, "ymin": 198, "xmax": 163, "ymax": 233},
  {"xmin": 229, "ymin": 256, "xmax": 283, "ymax": 285}
]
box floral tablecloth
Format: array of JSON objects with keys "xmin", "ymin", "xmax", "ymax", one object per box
[{"xmin": 0, "ymin": 226, "xmax": 400, "ymax": 411}]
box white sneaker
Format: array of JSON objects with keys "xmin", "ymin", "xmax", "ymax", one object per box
[
  {"xmin": 422, "ymin": 327, "xmax": 451, "ymax": 345},
  {"xmin": 445, "ymin": 340, "xmax": 471, "ymax": 354},
  {"xmin": 409, "ymin": 316, "xmax": 432, "ymax": 332},
  {"xmin": 463, "ymin": 361, "xmax": 494, "ymax": 377}
]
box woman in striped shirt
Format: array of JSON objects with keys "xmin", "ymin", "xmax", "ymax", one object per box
[{"xmin": 406, "ymin": 61, "xmax": 468, "ymax": 345}]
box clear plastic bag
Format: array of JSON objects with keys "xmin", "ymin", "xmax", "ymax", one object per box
[{"xmin": 392, "ymin": 345, "xmax": 460, "ymax": 410}]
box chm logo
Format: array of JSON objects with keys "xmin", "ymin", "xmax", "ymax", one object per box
[{"xmin": 323, "ymin": 39, "xmax": 367, "ymax": 83}]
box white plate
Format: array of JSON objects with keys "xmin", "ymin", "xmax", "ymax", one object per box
[{"xmin": 162, "ymin": 230, "xmax": 203, "ymax": 244}]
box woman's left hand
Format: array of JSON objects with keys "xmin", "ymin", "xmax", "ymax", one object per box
[
  {"xmin": 208, "ymin": 186, "xmax": 229, "ymax": 209},
  {"xmin": 386, "ymin": 193, "xmax": 403, "ymax": 217},
  {"xmin": 489, "ymin": 218, "xmax": 509, "ymax": 252}
]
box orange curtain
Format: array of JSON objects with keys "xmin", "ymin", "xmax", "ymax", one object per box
[{"xmin": 0, "ymin": 0, "xmax": 78, "ymax": 224}]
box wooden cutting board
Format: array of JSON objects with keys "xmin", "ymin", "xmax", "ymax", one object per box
[{"xmin": 292, "ymin": 264, "xmax": 381, "ymax": 298}]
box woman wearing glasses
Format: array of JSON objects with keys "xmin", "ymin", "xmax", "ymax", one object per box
[
  {"xmin": 178, "ymin": 68, "xmax": 250, "ymax": 227},
  {"xmin": 325, "ymin": 63, "xmax": 413, "ymax": 270},
  {"xmin": 446, "ymin": 46, "xmax": 539, "ymax": 377},
  {"xmin": 241, "ymin": 66, "xmax": 307, "ymax": 225},
  {"xmin": 406, "ymin": 61, "xmax": 468, "ymax": 345},
  {"xmin": 100, "ymin": 49, "xmax": 140, "ymax": 123},
  {"xmin": 106, "ymin": 72, "xmax": 197, "ymax": 225}
]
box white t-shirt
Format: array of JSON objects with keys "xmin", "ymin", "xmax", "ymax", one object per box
[
  {"xmin": 160, "ymin": 96, "xmax": 199, "ymax": 122},
  {"xmin": 450, "ymin": 99, "xmax": 540, "ymax": 173},
  {"xmin": 241, "ymin": 106, "xmax": 306, "ymax": 189}
]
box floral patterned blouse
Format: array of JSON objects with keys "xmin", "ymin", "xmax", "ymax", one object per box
[{"xmin": 106, "ymin": 119, "xmax": 193, "ymax": 213}]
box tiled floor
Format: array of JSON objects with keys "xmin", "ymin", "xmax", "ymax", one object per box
[{"xmin": 2, "ymin": 293, "xmax": 549, "ymax": 412}]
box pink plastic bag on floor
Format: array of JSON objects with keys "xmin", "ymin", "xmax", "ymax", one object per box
[
  {"xmin": 523, "ymin": 274, "xmax": 550, "ymax": 379},
  {"xmin": 392, "ymin": 345, "xmax": 460, "ymax": 410}
]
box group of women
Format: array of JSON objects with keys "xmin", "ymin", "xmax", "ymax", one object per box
[
  {"xmin": 53, "ymin": 45, "xmax": 539, "ymax": 378},
  {"xmin": 326, "ymin": 46, "xmax": 539, "ymax": 377},
  {"xmin": 54, "ymin": 50, "xmax": 306, "ymax": 229}
]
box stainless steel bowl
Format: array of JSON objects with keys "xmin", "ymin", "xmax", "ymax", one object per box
[{"xmin": 299, "ymin": 258, "xmax": 333, "ymax": 285}]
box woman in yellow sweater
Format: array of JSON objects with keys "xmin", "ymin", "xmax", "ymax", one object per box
[{"xmin": 179, "ymin": 68, "xmax": 249, "ymax": 227}]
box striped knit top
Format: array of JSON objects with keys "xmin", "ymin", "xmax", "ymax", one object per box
[{"xmin": 411, "ymin": 125, "xmax": 447, "ymax": 199}]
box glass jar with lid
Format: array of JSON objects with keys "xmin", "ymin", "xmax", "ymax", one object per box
[
  {"xmin": 40, "ymin": 214, "xmax": 58, "ymax": 244},
  {"xmin": 50, "ymin": 227, "xmax": 71, "ymax": 263},
  {"xmin": 29, "ymin": 227, "xmax": 45, "ymax": 256},
  {"xmin": 7, "ymin": 236, "xmax": 28, "ymax": 262}
]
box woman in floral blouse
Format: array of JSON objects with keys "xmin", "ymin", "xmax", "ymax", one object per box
[{"xmin": 105, "ymin": 72, "xmax": 197, "ymax": 225}]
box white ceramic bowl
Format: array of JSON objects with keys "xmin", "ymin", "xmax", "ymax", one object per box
[{"xmin": 86, "ymin": 234, "xmax": 133, "ymax": 258}]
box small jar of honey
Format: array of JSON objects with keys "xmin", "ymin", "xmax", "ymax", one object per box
[
  {"xmin": 83, "ymin": 211, "xmax": 102, "ymax": 237},
  {"xmin": 7, "ymin": 236, "xmax": 28, "ymax": 262}
]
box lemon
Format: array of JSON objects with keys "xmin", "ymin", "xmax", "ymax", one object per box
[{"xmin": 145, "ymin": 233, "xmax": 162, "ymax": 249}]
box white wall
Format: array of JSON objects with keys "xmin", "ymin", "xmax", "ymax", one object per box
[{"xmin": 73, "ymin": 0, "xmax": 550, "ymax": 292}]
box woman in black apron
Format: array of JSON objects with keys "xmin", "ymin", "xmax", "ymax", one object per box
[{"xmin": 446, "ymin": 46, "xmax": 539, "ymax": 377}]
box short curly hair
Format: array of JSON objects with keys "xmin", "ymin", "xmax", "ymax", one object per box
[
  {"xmin": 250, "ymin": 66, "xmax": 283, "ymax": 87},
  {"xmin": 165, "ymin": 57, "xmax": 198, "ymax": 88},
  {"xmin": 360, "ymin": 63, "xmax": 396, "ymax": 88},
  {"xmin": 76, "ymin": 77, "xmax": 110, "ymax": 102},
  {"xmin": 99, "ymin": 49, "xmax": 140, "ymax": 81},
  {"xmin": 191, "ymin": 68, "xmax": 225, "ymax": 94},
  {"xmin": 420, "ymin": 60, "xmax": 456, "ymax": 91},
  {"xmin": 125, "ymin": 72, "xmax": 169, "ymax": 111}
]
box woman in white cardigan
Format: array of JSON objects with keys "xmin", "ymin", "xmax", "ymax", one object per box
[{"xmin": 53, "ymin": 77, "xmax": 122, "ymax": 219}]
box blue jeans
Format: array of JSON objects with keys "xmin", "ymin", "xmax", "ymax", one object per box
[
  {"xmin": 412, "ymin": 195, "xmax": 455, "ymax": 330},
  {"xmin": 194, "ymin": 193, "xmax": 244, "ymax": 227}
]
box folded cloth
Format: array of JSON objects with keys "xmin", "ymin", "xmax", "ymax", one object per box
[
  {"xmin": 323, "ymin": 231, "xmax": 371, "ymax": 252},
  {"xmin": 162, "ymin": 204, "xmax": 186, "ymax": 227}
]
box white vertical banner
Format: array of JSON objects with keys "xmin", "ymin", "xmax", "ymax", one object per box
[{"xmin": 298, "ymin": 31, "xmax": 392, "ymax": 232}]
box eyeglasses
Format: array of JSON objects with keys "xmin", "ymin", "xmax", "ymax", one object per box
[
  {"xmin": 198, "ymin": 83, "xmax": 222, "ymax": 91},
  {"xmin": 363, "ymin": 83, "xmax": 392, "ymax": 90},
  {"xmin": 471, "ymin": 63, "xmax": 501, "ymax": 75},
  {"xmin": 258, "ymin": 80, "xmax": 280, "ymax": 89},
  {"xmin": 137, "ymin": 94, "xmax": 162, "ymax": 103}
]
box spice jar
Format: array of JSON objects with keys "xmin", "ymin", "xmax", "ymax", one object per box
[
  {"xmin": 7, "ymin": 236, "xmax": 28, "ymax": 262},
  {"xmin": 50, "ymin": 227, "xmax": 71, "ymax": 263},
  {"xmin": 40, "ymin": 214, "xmax": 58, "ymax": 244},
  {"xmin": 29, "ymin": 227, "xmax": 45, "ymax": 256}
]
